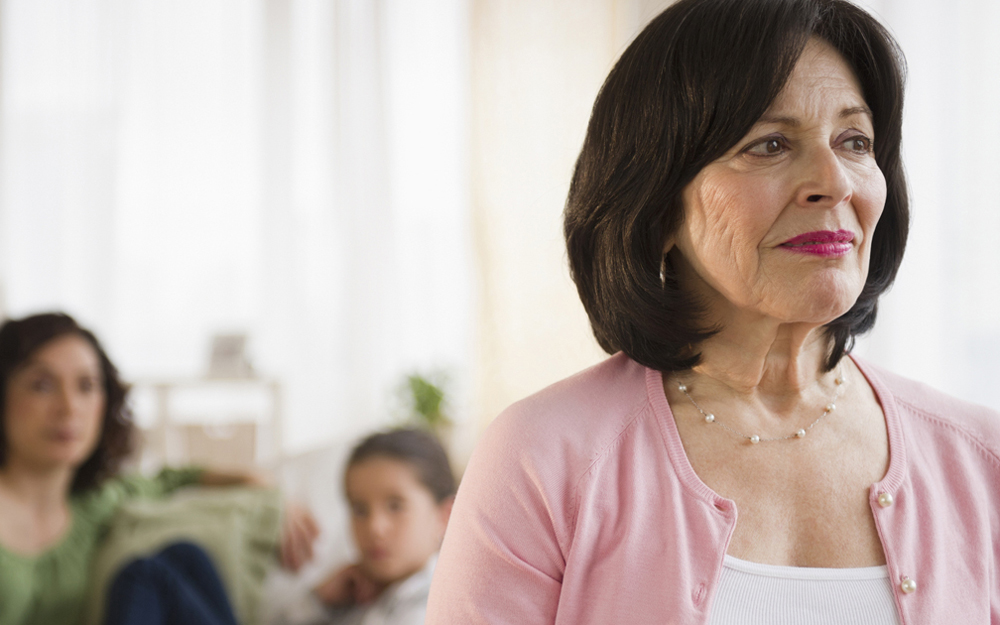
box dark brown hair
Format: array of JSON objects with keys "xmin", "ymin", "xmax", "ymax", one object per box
[
  {"xmin": 564, "ymin": 0, "xmax": 908, "ymax": 372},
  {"xmin": 0, "ymin": 312, "xmax": 135, "ymax": 492},
  {"xmin": 346, "ymin": 428, "xmax": 456, "ymax": 503}
]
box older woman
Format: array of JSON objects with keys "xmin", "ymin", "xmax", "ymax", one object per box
[{"xmin": 427, "ymin": 0, "xmax": 1000, "ymax": 623}]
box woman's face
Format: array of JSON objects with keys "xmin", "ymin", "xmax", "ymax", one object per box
[
  {"xmin": 3, "ymin": 334, "xmax": 106, "ymax": 472},
  {"xmin": 346, "ymin": 456, "xmax": 451, "ymax": 585},
  {"xmin": 667, "ymin": 38, "xmax": 886, "ymax": 327}
]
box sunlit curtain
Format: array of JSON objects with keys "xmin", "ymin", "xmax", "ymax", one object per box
[
  {"xmin": 851, "ymin": 0, "xmax": 1000, "ymax": 411},
  {"xmin": 1, "ymin": 0, "xmax": 996, "ymax": 462},
  {"xmin": 0, "ymin": 0, "xmax": 474, "ymax": 452}
]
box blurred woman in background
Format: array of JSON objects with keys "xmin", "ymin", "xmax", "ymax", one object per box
[{"xmin": 0, "ymin": 312, "xmax": 318, "ymax": 625}]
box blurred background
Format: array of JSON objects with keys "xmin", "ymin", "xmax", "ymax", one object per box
[{"xmin": 1, "ymin": 0, "xmax": 998, "ymax": 468}]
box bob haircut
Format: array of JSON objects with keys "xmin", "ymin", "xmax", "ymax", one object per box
[
  {"xmin": 0, "ymin": 312, "xmax": 135, "ymax": 492},
  {"xmin": 346, "ymin": 427, "xmax": 456, "ymax": 504},
  {"xmin": 564, "ymin": 0, "xmax": 908, "ymax": 372}
]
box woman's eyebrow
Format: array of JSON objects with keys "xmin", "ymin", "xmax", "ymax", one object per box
[
  {"xmin": 841, "ymin": 105, "xmax": 873, "ymax": 120},
  {"xmin": 755, "ymin": 115, "xmax": 800, "ymax": 127},
  {"xmin": 755, "ymin": 106, "xmax": 873, "ymax": 128},
  {"xmin": 17, "ymin": 360, "xmax": 46, "ymax": 373}
]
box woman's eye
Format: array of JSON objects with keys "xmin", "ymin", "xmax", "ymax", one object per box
[
  {"xmin": 844, "ymin": 135, "xmax": 873, "ymax": 153},
  {"xmin": 30, "ymin": 378, "xmax": 54, "ymax": 392},
  {"xmin": 744, "ymin": 137, "xmax": 785, "ymax": 156},
  {"xmin": 79, "ymin": 377, "xmax": 98, "ymax": 393}
]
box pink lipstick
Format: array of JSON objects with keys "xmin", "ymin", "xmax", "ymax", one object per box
[{"xmin": 779, "ymin": 230, "xmax": 854, "ymax": 257}]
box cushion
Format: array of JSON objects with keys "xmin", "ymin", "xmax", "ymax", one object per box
[{"xmin": 84, "ymin": 487, "xmax": 282, "ymax": 625}]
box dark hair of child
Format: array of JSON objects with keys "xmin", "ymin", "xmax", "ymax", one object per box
[{"xmin": 346, "ymin": 428, "xmax": 456, "ymax": 503}]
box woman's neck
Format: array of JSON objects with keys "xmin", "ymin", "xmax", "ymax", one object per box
[
  {"xmin": 0, "ymin": 460, "xmax": 74, "ymax": 515},
  {"xmin": 0, "ymin": 460, "xmax": 76, "ymax": 556},
  {"xmin": 691, "ymin": 318, "xmax": 834, "ymax": 400}
]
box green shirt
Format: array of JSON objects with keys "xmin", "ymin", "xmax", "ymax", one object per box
[{"xmin": 0, "ymin": 467, "xmax": 203, "ymax": 625}]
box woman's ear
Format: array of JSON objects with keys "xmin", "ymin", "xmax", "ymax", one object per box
[
  {"xmin": 660, "ymin": 237, "xmax": 676, "ymax": 287},
  {"xmin": 662, "ymin": 234, "xmax": 675, "ymax": 256}
]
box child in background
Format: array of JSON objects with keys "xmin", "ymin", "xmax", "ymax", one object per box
[{"xmin": 280, "ymin": 428, "xmax": 454, "ymax": 625}]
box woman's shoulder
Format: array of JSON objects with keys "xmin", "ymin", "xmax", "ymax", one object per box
[
  {"xmin": 856, "ymin": 357, "xmax": 1000, "ymax": 462},
  {"xmin": 493, "ymin": 352, "xmax": 649, "ymax": 428},
  {"xmin": 73, "ymin": 466, "xmax": 203, "ymax": 522},
  {"xmin": 478, "ymin": 352, "xmax": 657, "ymax": 477}
]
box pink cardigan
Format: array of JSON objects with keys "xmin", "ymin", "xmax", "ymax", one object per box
[{"xmin": 427, "ymin": 353, "xmax": 1000, "ymax": 624}]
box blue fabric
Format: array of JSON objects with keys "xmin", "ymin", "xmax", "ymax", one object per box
[{"xmin": 104, "ymin": 542, "xmax": 239, "ymax": 625}]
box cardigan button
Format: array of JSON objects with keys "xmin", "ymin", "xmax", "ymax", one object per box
[
  {"xmin": 877, "ymin": 492, "xmax": 894, "ymax": 508},
  {"xmin": 692, "ymin": 583, "xmax": 707, "ymax": 606},
  {"xmin": 900, "ymin": 576, "xmax": 916, "ymax": 594}
]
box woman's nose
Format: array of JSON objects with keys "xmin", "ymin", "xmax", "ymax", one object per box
[
  {"xmin": 794, "ymin": 146, "xmax": 852, "ymax": 208},
  {"xmin": 53, "ymin": 384, "xmax": 88, "ymax": 420},
  {"xmin": 53, "ymin": 385, "xmax": 74, "ymax": 416}
]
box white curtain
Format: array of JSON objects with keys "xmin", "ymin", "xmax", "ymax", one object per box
[
  {"xmin": 1, "ymin": 0, "xmax": 996, "ymax": 463},
  {"xmin": 0, "ymin": 0, "xmax": 474, "ymax": 453},
  {"xmin": 851, "ymin": 0, "xmax": 1000, "ymax": 411}
]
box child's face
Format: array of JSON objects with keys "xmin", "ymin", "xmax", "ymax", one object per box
[{"xmin": 346, "ymin": 456, "xmax": 451, "ymax": 585}]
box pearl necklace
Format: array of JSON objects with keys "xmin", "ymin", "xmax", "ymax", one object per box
[{"xmin": 676, "ymin": 367, "xmax": 845, "ymax": 444}]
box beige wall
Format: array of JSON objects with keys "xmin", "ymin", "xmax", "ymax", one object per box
[{"xmin": 470, "ymin": 0, "xmax": 674, "ymax": 432}]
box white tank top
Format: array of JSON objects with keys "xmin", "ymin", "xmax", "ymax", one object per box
[{"xmin": 708, "ymin": 555, "xmax": 901, "ymax": 625}]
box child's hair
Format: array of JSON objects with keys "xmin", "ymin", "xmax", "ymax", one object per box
[{"xmin": 346, "ymin": 428, "xmax": 456, "ymax": 503}]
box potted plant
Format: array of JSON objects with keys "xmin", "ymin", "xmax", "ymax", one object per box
[{"xmin": 398, "ymin": 372, "xmax": 452, "ymax": 443}]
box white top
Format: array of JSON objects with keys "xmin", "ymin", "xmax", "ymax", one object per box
[
  {"xmin": 708, "ymin": 555, "xmax": 901, "ymax": 625},
  {"xmin": 273, "ymin": 557, "xmax": 435, "ymax": 625}
]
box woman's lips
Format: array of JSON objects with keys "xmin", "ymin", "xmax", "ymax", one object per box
[
  {"xmin": 47, "ymin": 429, "xmax": 82, "ymax": 442},
  {"xmin": 779, "ymin": 229, "xmax": 854, "ymax": 257}
]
